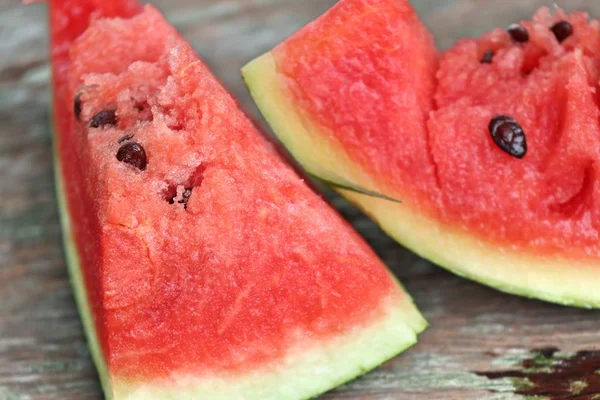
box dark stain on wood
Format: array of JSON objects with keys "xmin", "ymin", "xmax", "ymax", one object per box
[{"xmin": 475, "ymin": 348, "xmax": 600, "ymax": 399}]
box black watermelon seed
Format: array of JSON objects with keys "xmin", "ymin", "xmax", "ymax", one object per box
[
  {"xmin": 90, "ymin": 109, "xmax": 117, "ymax": 128},
  {"xmin": 481, "ymin": 50, "xmax": 495, "ymax": 64},
  {"xmin": 551, "ymin": 20, "xmax": 573, "ymax": 43},
  {"xmin": 117, "ymin": 134, "xmax": 134, "ymax": 144},
  {"xmin": 489, "ymin": 115, "xmax": 527, "ymax": 159},
  {"xmin": 116, "ymin": 142, "xmax": 147, "ymax": 170},
  {"xmin": 508, "ymin": 24, "xmax": 530, "ymax": 43},
  {"xmin": 74, "ymin": 93, "xmax": 82, "ymax": 120},
  {"xmin": 178, "ymin": 187, "xmax": 193, "ymax": 209}
]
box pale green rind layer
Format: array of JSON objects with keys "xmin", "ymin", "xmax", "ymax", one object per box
[
  {"xmin": 53, "ymin": 149, "xmax": 114, "ymax": 398},
  {"xmin": 52, "ymin": 97, "xmax": 426, "ymax": 400},
  {"xmin": 113, "ymin": 303, "xmax": 424, "ymax": 400},
  {"xmin": 242, "ymin": 52, "xmax": 600, "ymax": 309}
]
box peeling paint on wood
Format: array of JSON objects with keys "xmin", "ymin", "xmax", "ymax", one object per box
[{"xmin": 3, "ymin": 1, "xmax": 600, "ymax": 399}]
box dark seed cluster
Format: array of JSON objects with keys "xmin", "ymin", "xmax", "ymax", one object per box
[
  {"xmin": 116, "ymin": 142, "xmax": 147, "ymax": 170},
  {"xmin": 488, "ymin": 115, "xmax": 527, "ymax": 159},
  {"xmin": 480, "ymin": 19, "xmax": 574, "ymax": 68},
  {"xmin": 90, "ymin": 109, "xmax": 118, "ymax": 128},
  {"xmin": 72, "ymin": 96, "xmax": 150, "ymax": 171},
  {"xmin": 478, "ymin": 19, "xmax": 575, "ymax": 158}
]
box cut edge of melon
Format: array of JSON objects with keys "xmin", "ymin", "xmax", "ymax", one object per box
[
  {"xmin": 52, "ymin": 144, "xmax": 113, "ymax": 398},
  {"xmin": 111, "ymin": 302, "xmax": 423, "ymax": 400},
  {"xmin": 52, "ymin": 119, "xmax": 426, "ymax": 400},
  {"xmin": 243, "ymin": 52, "xmax": 600, "ymax": 309}
]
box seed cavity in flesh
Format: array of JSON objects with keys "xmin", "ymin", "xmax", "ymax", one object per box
[
  {"xmin": 118, "ymin": 134, "xmax": 134, "ymax": 144},
  {"xmin": 488, "ymin": 115, "xmax": 527, "ymax": 159},
  {"xmin": 116, "ymin": 142, "xmax": 147, "ymax": 170},
  {"xmin": 90, "ymin": 109, "xmax": 117, "ymax": 128},
  {"xmin": 508, "ymin": 24, "xmax": 530, "ymax": 43},
  {"xmin": 166, "ymin": 187, "xmax": 194, "ymax": 209},
  {"xmin": 481, "ymin": 50, "xmax": 494, "ymax": 64},
  {"xmin": 551, "ymin": 20, "xmax": 573, "ymax": 43},
  {"xmin": 74, "ymin": 93, "xmax": 82, "ymax": 120},
  {"xmin": 179, "ymin": 188, "xmax": 193, "ymax": 209}
]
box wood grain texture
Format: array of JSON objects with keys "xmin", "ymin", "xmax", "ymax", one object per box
[{"xmin": 2, "ymin": 1, "xmax": 600, "ymax": 399}]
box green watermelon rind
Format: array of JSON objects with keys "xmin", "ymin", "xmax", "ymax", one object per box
[
  {"xmin": 51, "ymin": 109, "xmax": 427, "ymax": 400},
  {"xmin": 111, "ymin": 307, "xmax": 425, "ymax": 399},
  {"xmin": 341, "ymin": 189, "xmax": 600, "ymax": 309},
  {"xmin": 52, "ymin": 134, "xmax": 114, "ymax": 399},
  {"xmin": 242, "ymin": 52, "xmax": 600, "ymax": 310}
]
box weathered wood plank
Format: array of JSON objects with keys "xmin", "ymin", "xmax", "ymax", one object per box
[{"xmin": 2, "ymin": 1, "xmax": 600, "ymax": 399}]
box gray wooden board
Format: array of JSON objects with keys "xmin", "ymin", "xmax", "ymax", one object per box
[{"xmin": 2, "ymin": 1, "xmax": 600, "ymax": 399}]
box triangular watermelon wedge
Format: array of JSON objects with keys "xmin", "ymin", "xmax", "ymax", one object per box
[
  {"xmin": 243, "ymin": 0, "xmax": 600, "ymax": 308},
  {"xmin": 45, "ymin": 0, "xmax": 426, "ymax": 398}
]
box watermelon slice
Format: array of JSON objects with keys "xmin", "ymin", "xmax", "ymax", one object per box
[
  {"xmin": 47, "ymin": 0, "xmax": 427, "ymax": 398},
  {"xmin": 243, "ymin": 0, "xmax": 600, "ymax": 308}
]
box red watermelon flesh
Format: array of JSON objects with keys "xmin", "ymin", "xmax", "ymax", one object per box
[
  {"xmin": 48, "ymin": 0, "xmax": 426, "ymax": 398},
  {"xmin": 271, "ymin": 0, "xmax": 440, "ymax": 214},
  {"xmin": 431, "ymin": 8, "xmax": 600, "ymax": 255},
  {"xmin": 243, "ymin": 0, "xmax": 600, "ymax": 307}
]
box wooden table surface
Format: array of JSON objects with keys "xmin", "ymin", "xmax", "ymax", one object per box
[{"xmin": 3, "ymin": 1, "xmax": 600, "ymax": 399}]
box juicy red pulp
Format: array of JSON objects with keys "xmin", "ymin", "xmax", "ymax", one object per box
[
  {"xmin": 50, "ymin": 0, "xmax": 143, "ymax": 370},
  {"xmin": 432, "ymin": 8, "xmax": 600, "ymax": 256},
  {"xmin": 51, "ymin": 0, "xmax": 402, "ymax": 380},
  {"xmin": 275, "ymin": 4, "xmax": 600, "ymax": 258}
]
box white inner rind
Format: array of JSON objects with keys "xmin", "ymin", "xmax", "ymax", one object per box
[
  {"xmin": 112, "ymin": 304, "xmax": 424, "ymax": 400},
  {"xmin": 242, "ymin": 52, "xmax": 600, "ymax": 309},
  {"xmin": 53, "ymin": 127, "xmax": 426, "ymax": 400}
]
